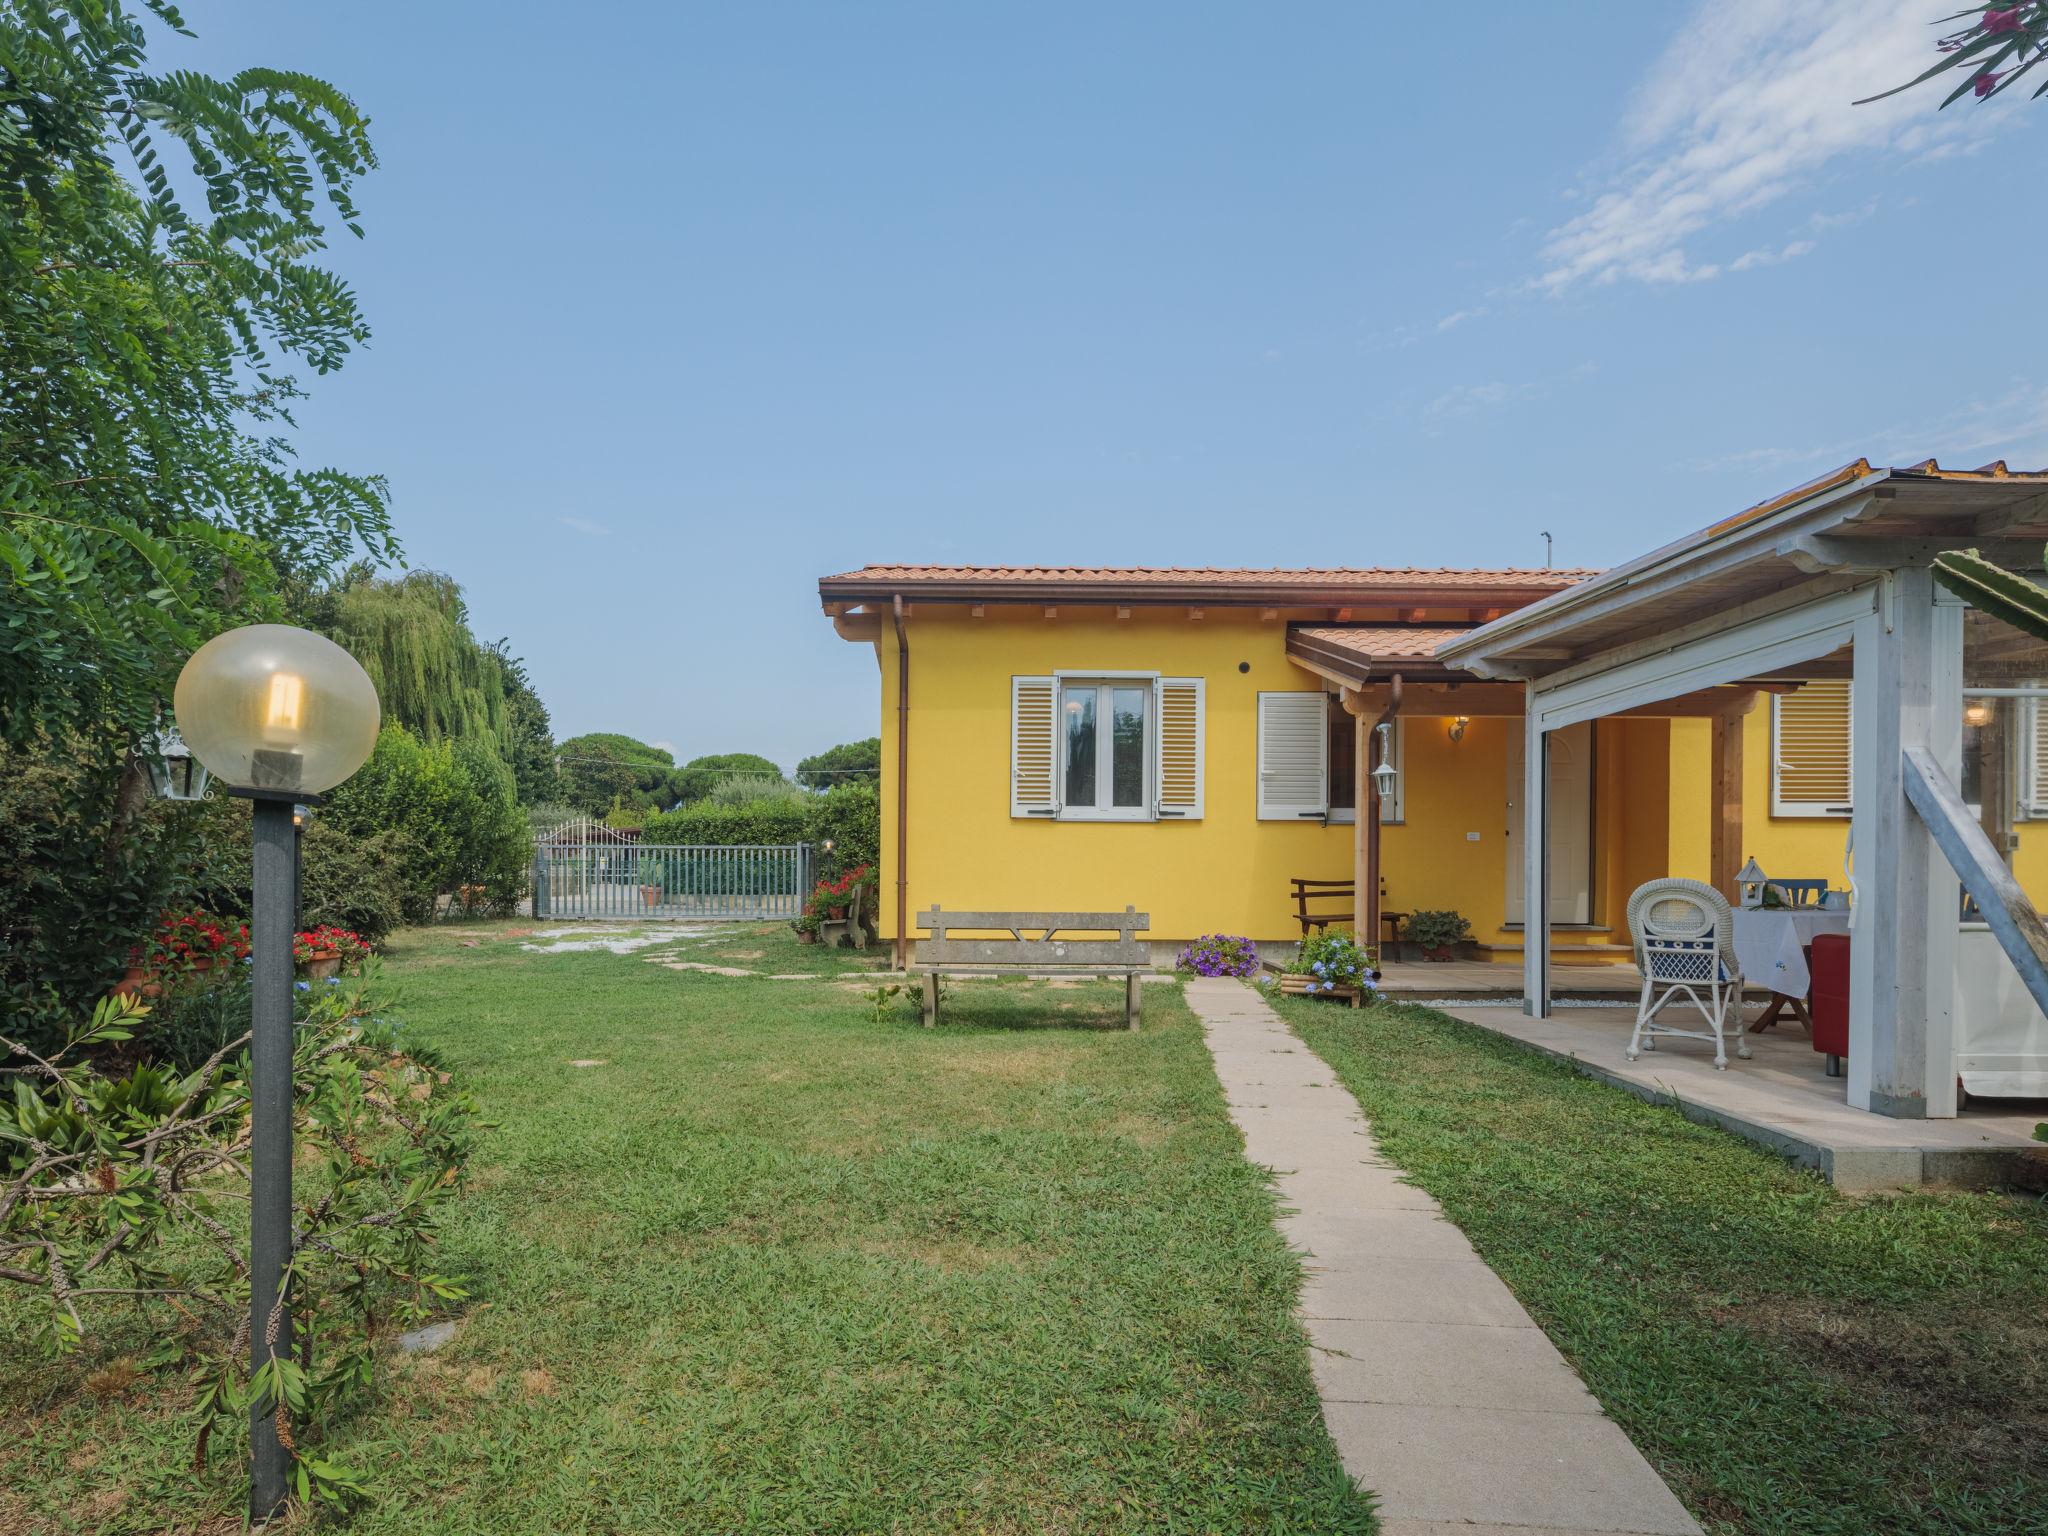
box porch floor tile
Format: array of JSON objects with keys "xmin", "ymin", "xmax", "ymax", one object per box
[{"xmin": 1436, "ymin": 1003, "xmax": 2046, "ymax": 1191}]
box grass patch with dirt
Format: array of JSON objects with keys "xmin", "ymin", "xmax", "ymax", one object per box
[
  {"xmin": 0, "ymin": 923, "xmax": 1372, "ymax": 1534},
  {"xmin": 1275, "ymin": 993, "xmax": 2048, "ymax": 1536}
]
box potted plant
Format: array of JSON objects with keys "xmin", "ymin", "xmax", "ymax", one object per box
[
  {"xmin": 119, "ymin": 911, "xmax": 251, "ymax": 997},
  {"xmin": 293, "ymin": 926, "xmax": 370, "ymax": 982},
  {"xmin": 1280, "ymin": 930, "xmax": 1379, "ymax": 1007},
  {"xmin": 1406, "ymin": 909, "xmax": 1472, "ymax": 962},
  {"xmin": 793, "ymin": 912, "xmax": 822, "ymax": 944},
  {"xmin": 636, "ymin": 856, "xmax": 664, "ymax": 908}
]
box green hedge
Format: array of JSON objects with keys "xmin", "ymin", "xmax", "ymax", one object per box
[{"xmin": 640, "ymin": 781, "xmax": 878, "ymax": 881}]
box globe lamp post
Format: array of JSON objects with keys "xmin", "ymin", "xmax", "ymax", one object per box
[{"xmin": 173, "ymin": 625, "xmax": 378, "ymax": 1522}]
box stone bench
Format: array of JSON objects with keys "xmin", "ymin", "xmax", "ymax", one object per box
[{"xmin": 913, "ymin": 905, "xmax": 1150, "ymax": 1029}]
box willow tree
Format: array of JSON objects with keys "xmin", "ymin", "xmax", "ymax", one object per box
[{"xmin": 323, "ymin": 570, "xmax": 509, "ymax": 744}]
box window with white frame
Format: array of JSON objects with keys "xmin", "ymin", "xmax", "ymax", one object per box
[
  {"xmin": 1770, "ymin": 679, "xmax": 1852, "ymax": 817},
  {"xmin": 1256, "ymin": 690, "xmax": 1402, "ymax": 824},
  {"xmin": 1010, "ymin": 672, "xmax": 1205, "ymax": 822}
]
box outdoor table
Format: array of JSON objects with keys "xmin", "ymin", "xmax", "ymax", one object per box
[{"xmin": 1732, "ymin": 907, "xmax": 1851, "ymax": 1032}]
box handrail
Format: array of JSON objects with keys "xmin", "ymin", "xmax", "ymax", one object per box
[{"xmin": 1899, "ymin": 745, "xmax": 2048, "ymax": 1017}]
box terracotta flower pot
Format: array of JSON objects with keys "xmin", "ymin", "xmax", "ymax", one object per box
[
  {"xmin": 116, "ymin": 964, "xmax": 161, "ymax": 999},
  {"xmin": 641, "ymin": 885, "xmax": 661, "ymax": 907},
  {"xmin": 1422, "ymin": 945, "xmax": 1456, "ymax": 962},
  {"xmin": 797, "ymin": 929, "xmax": 820, "ymax": 945},
  {"xmin": 300, "ymin": 951, "xmax": 342, "ymax": 982}
]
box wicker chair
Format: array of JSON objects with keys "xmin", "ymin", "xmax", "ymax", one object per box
[{"xmin": 1625, "ymin": 878, "xmax": 1748, "ymax": 1070}]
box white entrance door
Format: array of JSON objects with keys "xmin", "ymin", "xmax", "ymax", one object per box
[{"xmin": 1505, "ymin": 721, "xmax": 1593, "ymax": 925}]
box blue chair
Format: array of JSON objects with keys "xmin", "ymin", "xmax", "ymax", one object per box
[{"xmin": 1768, "ymin": 879, "xmax": 1829, "ymax": 908}]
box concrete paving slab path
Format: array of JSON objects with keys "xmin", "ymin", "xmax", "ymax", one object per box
[{"xmin": 1183, "ymin": 976, "xmax": 1701, "ymax": 1536}]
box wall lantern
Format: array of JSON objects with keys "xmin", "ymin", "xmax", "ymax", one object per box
[
  {"xmin": 142, "ymin": 721, "xmax": 210, "ymax": 802},
  {"xmin": 172, "ymin": 624, "xmax": 378, "ymax": 1522},
  {"xmin": 1737, "ymin": 856, "xmax": 1768, "ymax": 909},
  {"xmin": 1370, "ymin": 721, "xmax": 1398, "ymax": 799},
  {"xmin": 1447, "ymin": 715, "xmax": 1470, "ymax": 744}
]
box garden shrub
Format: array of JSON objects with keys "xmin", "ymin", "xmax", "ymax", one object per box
[
  {"xmin": 638, "ymin": 779, "xmax": 881, "ymax": 884},
  {"xmin": 643, "ymin": 796, "xmax": 811, "ymax": 848},
  {"xmin": 1, "ymin": 982, "xmax": 476, "ymax": 1507},
  {"xmin": 808, "ymin": 780, "xmax": 881, "ymax": 880},
  {"xmin": 172, "ymin": 795, "xmax": 410, "ymax": 944},
  {"xmin": 0, "ymin": 735, "xmax": 217, "ymax": 1053},
  {"xmin": 320, "ymin": 725, "xmax": 529, "ymax": 921}
]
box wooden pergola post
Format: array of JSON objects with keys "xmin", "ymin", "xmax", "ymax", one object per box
[{"xmin": 1710, "ymin": 693, "xmax": 1759, "ymax": 900}]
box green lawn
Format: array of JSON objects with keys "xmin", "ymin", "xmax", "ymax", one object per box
[
  {"xmin": 1275, "ymin": 994, "xmax": 2048, "ymax": 1536},
  {"xmin": 0, "ymin": 924, "xmax": 1373, "ymax": 1535}
]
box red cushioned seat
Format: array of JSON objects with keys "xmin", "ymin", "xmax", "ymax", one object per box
[{"xmin": 1810, "ymin": 932, "xmax": 1849, "ymax": 1078}]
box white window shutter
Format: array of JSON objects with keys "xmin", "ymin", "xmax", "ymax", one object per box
[
  {"xmin": 1258, "ymin": 692, "xmax": 1328, "ymax": 821},
  {"xmin": 1771, "ymin": 680, "xmax": 1852, "ymax": 816},
  {"xmin": 1011, "ymin": 676, "xmax": 1058, "ymax": 817},
  {"xmin": 1156, "ymin": 677, "xmax": 1205, "ymax": 819},
  {"xmin": 2026, "ymin": 694, "xmax": 2048, "ymax": 819}
]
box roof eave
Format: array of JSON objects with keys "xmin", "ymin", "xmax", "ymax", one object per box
[{"xmin": 1435, "ymin": 464, "xmax": 1900, "ymax": 673}]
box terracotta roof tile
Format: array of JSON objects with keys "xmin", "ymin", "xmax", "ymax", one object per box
[
  {"xmin": 1290, "ymin": 625, "xmax": 1473, "ymax": 660},
  {"xmin": 823, "ymin": 564, "xmax": 1594, "ymax": 590}
]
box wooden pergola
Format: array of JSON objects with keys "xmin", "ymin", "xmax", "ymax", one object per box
[
  {"xmin": 1438, "ymin": 460, "xmax": 2048, "ymax": 1120},
  {"xmin": 1284, "ymin": 626, "xmax": 1778, "ymax": 952}
]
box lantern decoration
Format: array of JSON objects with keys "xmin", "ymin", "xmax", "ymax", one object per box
[
  {"xmin": 142, "ymin": 721, "xmax": 210, "ymax": 802},
  {"xmin": 1370, "ymin": 721, "xmax": 1398, "ymax": 799},
  {"xmin": 1737, "ymin": 856, "xmax": 1768, "ymax": 909}
]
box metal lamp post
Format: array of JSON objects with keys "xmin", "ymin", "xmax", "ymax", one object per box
[{"xmin": 172, "ymin": 624, "xmax": 379, "ymax": 1523}]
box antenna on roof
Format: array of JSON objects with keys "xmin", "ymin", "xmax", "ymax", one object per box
[{"xmin": 1540, "ymin": 530, "xmax": 1553, "ymax": 569}]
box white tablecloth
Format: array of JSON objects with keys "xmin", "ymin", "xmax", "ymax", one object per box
[{"xmin": 1731, "ymin": 908, "xmax": 1851, "ymax": 997}]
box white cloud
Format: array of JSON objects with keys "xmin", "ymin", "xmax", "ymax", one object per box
[
  {"xmin": 1537, "ymin": 1, "xmax": 2016, "ymax": 293},
  {"xmin": 1436, "ymin": 306, "xmax": 1487, "ymax": 331},
  {"xmin": 1728, "ymin": 239, "xmax": 1816, "ymax": 272},
  {"xmin": 1425, "ymin": 362, "xmax": 1597, "ymax": 420},
  {"xmin": 558, "ymin": 515, "xmax": 610, "ymax": 537},
  {"xmin": 1683, "ymin": 380, "xmax": 2048, "ymax": 476}
]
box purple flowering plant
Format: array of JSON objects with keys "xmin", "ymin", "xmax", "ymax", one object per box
[{"xmin": 1176, "ymin": 934, "xmax": 1261, "ymax": 978}]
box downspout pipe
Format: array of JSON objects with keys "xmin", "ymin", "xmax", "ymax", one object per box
[
  {"xmin": 891, "ymin": 596, "xmax": 910, "ymax": 972},
  {"xmin": 1365, "ymin": 674, "xmax": 1404, "ymax": 955}
]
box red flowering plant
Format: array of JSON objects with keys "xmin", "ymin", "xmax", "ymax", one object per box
[
  {"xmin": 293, "ymin": 926, "xmax": 372, "ymax": 968},
  {"xmin": 133, "ymin": 911, "xmax": 251, "ymax": 975},
  {"xmin": 1859, "ymin": 5, "xmax": 2048, "ymax": 109},
  {"xmin": 802, "ymin": 864, "xmax": 875, "ymax": 922}
]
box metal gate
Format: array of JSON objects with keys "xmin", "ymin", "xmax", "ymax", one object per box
[{"xmin": 532, "ymin": 838, "xmax": 813, "ymax": 921}]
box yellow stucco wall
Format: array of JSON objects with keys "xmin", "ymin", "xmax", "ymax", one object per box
[
  {"xmin": 1666, "ymin": 709, "xmax": 2048, "ymax": 898},
  {"xmin": 871, "ymin": 610, "xmax": 2048, "ymax": 949},
  {"xmin": 880, "ymin": 608, "xmax": 1652, "ymax": 948}
]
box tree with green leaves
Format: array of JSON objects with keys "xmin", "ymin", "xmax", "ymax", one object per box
[
  {"xmin": 671, "ymin": 751, "xmax": 784, "ymax": 805},
  {"xmin": 557, "ymin": 731, "xmax": 672, "ymax": 813},
  {"xmin": 1, "ymin": 1, "xmax": 392, "ymax": 1029},
  {"xmin": 2, "ymin": 1, "xmax": 394, "ymax": 758},
  {"xmin": 319, "ymin": 570, "xmax": 507, "ymax": 744},
  {"xmin": 1861, "ymin": 6, "xmax": 2048, "ymax": 107},
  {"xmin": 797, "ymin": 736, "xmax": 881, "ymax": 789}
]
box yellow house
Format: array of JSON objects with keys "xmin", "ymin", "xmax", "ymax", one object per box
[{"xmin": 817, "ymin": 552, "xmax": 2048, "ymax": 968}]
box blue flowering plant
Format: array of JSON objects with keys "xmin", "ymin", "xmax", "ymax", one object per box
[
  {"xmin": 1176, "ymin": 934, "xmax": 1261, "ymax": 978},
  {"xmin": 1291, "ymin": 930, "xmax": 1380, "ymax": 998}
]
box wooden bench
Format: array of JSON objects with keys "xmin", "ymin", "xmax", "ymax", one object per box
[
  {"xmin": 817, "ymin": 882, "xmax": 869, "ymax": 951},
  {"xmin": 913, "ymin": 905, "xmax": 1150, "ymax": 1029},
  {"xmin": 1289, "ymin": 879, "xmax": 1405, "ymax": 948}
]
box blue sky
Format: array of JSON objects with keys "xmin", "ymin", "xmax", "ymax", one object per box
[{"xmin": 178, "ymin": 2, "xmax": 2046, "ymax": 768}]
